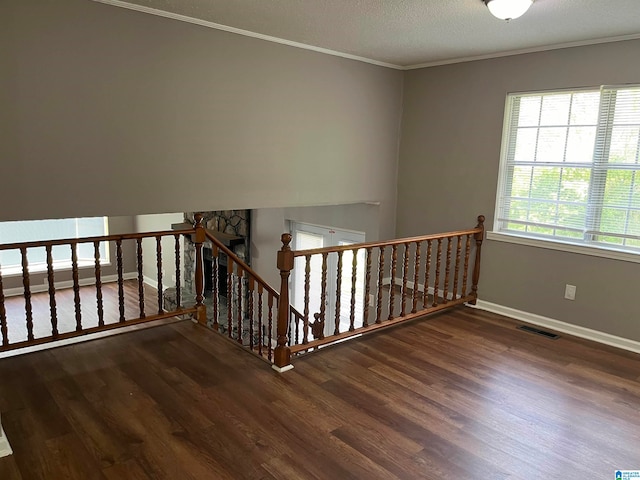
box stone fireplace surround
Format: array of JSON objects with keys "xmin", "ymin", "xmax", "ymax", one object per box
[{"xmin": 163, "ymin": 210, "xmax": 252, "ymax": 335}]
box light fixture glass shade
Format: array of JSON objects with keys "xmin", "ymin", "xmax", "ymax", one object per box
[{"xmin": 485, "ymin": 0, "xmax": 533, "ymax": 20}]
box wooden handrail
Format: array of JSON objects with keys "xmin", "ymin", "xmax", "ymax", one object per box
[
  {"xmin": 202, "ymin": 229, "xmax": 304, "ymax": 319},
  {"xmin": 276, "ymin": 215, "xmax": 486, "ymax": 371},
  {"xmin": 0, "ymin": 228, "xmax": 195, "ymax": 251},
  {"xmin": 0, "ymin": 225, "xmax": 198, "ymax": 353},
  {"xmin": 292, "ymin": 226, "xmax": 483, "ymax": 257}
]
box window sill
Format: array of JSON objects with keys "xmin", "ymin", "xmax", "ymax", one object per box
[
  {"xmin": 486, "ymin": 231, "xmax": 640, "ymax": 264},
  {"xmin": 1, "ymin": 261, "xmax": 112, "ymax": 278}
]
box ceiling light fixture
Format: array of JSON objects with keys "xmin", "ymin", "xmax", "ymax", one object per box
[{"xmin": 484, "ymin": 0, "xmax": 533, "ymax": 21}]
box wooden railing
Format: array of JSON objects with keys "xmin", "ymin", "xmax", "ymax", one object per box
[
  {"xmin": 0, "ymin": 227, "xmax": 197, "ymax": 352},
  {"xmin": 272, "ymin": 215, "xmax": 485, "ymax": 370},
  {"xmin": 190, "ymin": 214, "xmax": 304, "ymax": 366},
  {"xmin": 0, "ymin": 214, "xmax": 484, "ymax": 372}
]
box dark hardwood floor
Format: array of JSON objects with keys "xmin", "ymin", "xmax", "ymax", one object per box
[
  {"xmin": 2, "ymin": 280, "xmax": 163, "ymax": 347},
  {"xmin": 0, "ymin": 306, "xmax": 639, "ymax": 479}
]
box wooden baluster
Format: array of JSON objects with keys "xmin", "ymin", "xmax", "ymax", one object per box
[
  {"xmin": 93, "ymin": 241, "xmax": 104, "ymax": 327},
  {"xmin": 156, "ymin": 236, "xmax": 163, "ymax": 314},
  {"xmin": 376, "ymin": 246, "xmax": 385, "ymax": 324},
  {"xmin": 462, "ymin": 234, "xmax": 472, "ymax": 297},
  {"xmin": 363, "ymin": 247, "xmax": 372, "ymax": 327},
  {"xmin": 470, "ymin": 215, "xmax": 485, "ymax": 305},
  {"xmin": 411, "ymin": 241, "xmax": 421, "ymax": 314},
  {"xmin": 433, "ymin": 239, "xmax": 442, "ymax": 307},
  {"xmin": 174, "ymin": 234, "xmax": 182, "ymax": 310},
  {"xmin": 117, "ymin": 239, "xmax": 125, "ymax": 322},
  {"xmin": 71, "ymin": 243, "xmax": 82, "ymax": 331},
  {"xmin": 21, "ymin": 247, "xmax": 34, "ymax": 341},
  {"xmin": 267, "ymin": 292, "xmax": 274, "ymax": 362},
  {"xmin": 136, "ymin": 238, "xmax": 145, "ymax": 319},
  {"xmin": 334, "ymin": 251, "xmax": 343, "ymax": 335},
  {"xmin": 193, "ymin": 213, "xmax": 206, "ymax": 325},
  {"xmin": 257, "ymin": 284, "xmax": 264, "ymax": 356},
  {"xmin": 274, "ymin": 234, "xmax": 294, "ymax": 369},
  {"xmin": 423, "ymin": 240, "xmax": 432, "ymax": 308},
  {"xmin": 45, "ymin": 245, "xmax": 58, "ymax": 336},
  {"xmin": 319, "ymin": 253, "xmax": 328, "ymax": 334},
  {"xmin": 236, "ymin": 268, "xmax": 243, "ymax": 344},
  {"xmin": 388, "ymin": 244, "xmax": 398, "ymax": 320},
  {"xmin": 303, "ymin": 255, "xmax": 311, "ymax": 344},
  {"xmin": 227, "ymin": 258, "xmax": 234, "ymax": 338},
  {"xmin": 452, "ymin": 235, "xmax": 462, "ymax": 301},
  {"xmin": 0, "ymin": 265, "xmax": 8, "ymax": 346},
  {"xmin": 248, "ymin": 277, "xmax": 255, "ymax": 350},
  {"xmin": 293, "ymin": 308, "xmax": 298, "ymax": 346},
  {"xmin": 349, "ymin": 248, "xmax": 358, "ymax": 332},
  {"xmin": 443, "ymin": 238, "xmax": 452, "ymax": 304},
  {"xmin": 400, "ymin": 243, "xmax": 409, "ymax": 317},
  {"xmin": 212, "ymin": 245, "xmax": 219, "ymax": 330}
]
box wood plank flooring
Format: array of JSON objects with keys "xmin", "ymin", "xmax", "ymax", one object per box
[
  {"xmin": 2, "ymin": 280, "xmax": 163, "ymax": 346},
  {"xmin": 0, "ymin": 306, "xmax": 639, "ymax": 479}
]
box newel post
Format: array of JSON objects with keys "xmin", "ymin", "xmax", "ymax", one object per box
[
  {"xmin": 469, "ymin": 215, "xmax": 485, "ymax": 305},
  {"xmin": 273, "ymin": 233, "xmax": 294, "ymax": 372},
  {"xmin": 193, "ymin": 213, "xmax": 207, "ymax": 325}
]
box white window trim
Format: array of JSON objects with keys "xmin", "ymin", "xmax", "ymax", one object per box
[
  {"xmin": 0, "ymin": 217, "xmax": 111, "ymax": 276},
  {"xmin": 0, "ymin": 259, "xmax": 113, "ymax": 278},
  {"xmin": 487, "ymin": 230, "xmax": 640, "ymax": 264},
  {"xmin": 492, "ymin": 84, "xmax": 640, "ymax": 260}
]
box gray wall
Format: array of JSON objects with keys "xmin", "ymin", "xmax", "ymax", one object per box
[
  {"xmin": 2, "ymin": 0, "xmax": 402, "ymax": 239},
  {"xmin": 135, "ymin": 212, "xmax": 184, "ymax": 288},
  {"xmin": 251, "ymin": 203, "xmax": 381, "ymax": 289},
  {"xmin": 397, "ymin": 39, "xmax": 640, "ymax": 342}
]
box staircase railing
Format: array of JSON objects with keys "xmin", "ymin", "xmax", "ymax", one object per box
[
  {"xmin": 0, "ymin": 214, "xmax": 484, "ymax": 372},
  {"xmin": 0, "ymin": 226, "xmax": 197, "ymax": 352},
  {"xmin": 272, "ymin": 215, "xmax": 485, "ymax": 370},
  {"xmin": 191, "ymin": 214, "xmax": 304, "ymax": 365}
]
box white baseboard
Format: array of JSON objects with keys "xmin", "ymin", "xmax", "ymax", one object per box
[
  {"xmin": 386, "ymin": 276, "xmax": 453, "ymax": 300},
  {"xmin": 272, "ymin": 364, "xmax": 294, "ymax": 373},
  {"xmin": 143, "ymin": 275, "xmax": 158, "ymax": 289},
  {"xmin": 3, "ymin": 272, "xmax": 138, "ymax": 297},
  {"xmin": 471, "ymin": 300, "xmax": 640, "ymax": 355},
  {"xmin": 0, "ymin": 418, "xmax": 12, "ymax": 458}
]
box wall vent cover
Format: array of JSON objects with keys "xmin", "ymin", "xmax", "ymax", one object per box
[{"xmin": 517, "ymin": 325, "xmax": 560, "ymax": 340}]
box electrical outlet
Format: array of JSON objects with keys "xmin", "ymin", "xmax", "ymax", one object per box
[
  {"xmin": 369, "ymin": 294, "xmax": 374, "ymax": 307},
  {"xmin": 564, "ymin": 284, "xmax": 576, "ymax": 300}
]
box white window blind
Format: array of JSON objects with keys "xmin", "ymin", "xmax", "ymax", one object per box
[
  {"xmin": 0, "ymin": 217, "xmax": 109, "ymax": 274},
  {"xmin": 495, "ymin": 85, "xmax": 640, "ymax": 252}
]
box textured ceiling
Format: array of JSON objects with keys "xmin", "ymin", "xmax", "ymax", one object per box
[{"xmin": 95, "ymin": 0, "xmax": 640, "ymax": 68}]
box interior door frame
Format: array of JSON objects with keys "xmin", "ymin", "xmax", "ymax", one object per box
[{"xmin": 290, "ymin": 221, "xmax": 365, "ymax": 338}]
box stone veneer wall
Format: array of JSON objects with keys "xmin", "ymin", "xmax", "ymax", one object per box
[{"xmin": 182, "ymin": 210, "xmax": 251, "ymax": 295}]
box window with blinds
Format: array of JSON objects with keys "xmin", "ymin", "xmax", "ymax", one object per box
[
  {"xmin": 494, "ymin": 85, "xmax": 640, "ymax": 252},
  {"xmin": 0, "ymin": 217, "xmax": 109, "ymax": 274}
]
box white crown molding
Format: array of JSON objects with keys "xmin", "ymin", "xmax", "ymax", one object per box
[
  {"xmin": 90, "ymin": 0, "xmax": 403, "ymax": 70},
  {"xmin": 404, "ymin": 33, "xmax": 640, "ymax": 70},
  {"xmin": 91, "ymin": 0, "xmax": 640, "ymax": 72},
  {"xmin": 470, "ymin": 300, "xmax": 640, "ymax": 355}
]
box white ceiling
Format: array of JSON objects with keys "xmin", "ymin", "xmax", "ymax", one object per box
[{"xmin": 95, "ymin": 0, "xmax": 640, "ymax": 69}]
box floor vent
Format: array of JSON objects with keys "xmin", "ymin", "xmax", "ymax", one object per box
[{"xmin": 517, "ymin": 325, "xmax": 560, "ymax": 340}]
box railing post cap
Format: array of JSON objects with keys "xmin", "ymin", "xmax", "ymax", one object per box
[
  {"xmin": 477, "ymin": 215, "xmax": 485, "ymax": 225},
  {"xmin": 281, "ymin": 233, "xmax": 292, "ymax": 250}
]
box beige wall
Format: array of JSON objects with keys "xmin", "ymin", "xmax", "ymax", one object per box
[
  {"xmin": 2, "ymin": 0, "xmax": 402, "ymax": 239},
  {"xmin": 397, "ymin": 39, "xmax": 640, "ymax": 342},
  {"xmin": 251, "ymin": 203, "xmax": 381, "ymax": 289},
  {"xmin": 135, "ymin": 212, "xmax": 184, "ymax": 289}
]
